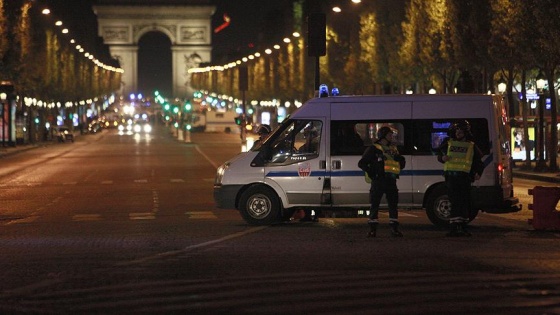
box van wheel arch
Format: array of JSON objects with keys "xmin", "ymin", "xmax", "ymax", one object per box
[
  {"xmin": 238, "ymin": 184, "xmax": 283, "ymax": 225},
  {"xmin": 425, "ymin": 184, "xmax": 450, "ymax": 227},
  {"xmin": 425, "ymin": 183, "xmax": 479, "ymax": 227}
]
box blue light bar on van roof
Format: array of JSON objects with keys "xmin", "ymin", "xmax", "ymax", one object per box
[
  {"xmin": 319, "ymin": 84, "xmax": 329, "ymax": 97},
  {"xmin": 331, "ymin": 87, "xmax": 340, "ymax": 96}
]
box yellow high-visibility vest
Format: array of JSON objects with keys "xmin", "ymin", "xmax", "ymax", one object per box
[
  {"xmin": 374, "ymin": 144, "xmax": 401, "ymax": 175},
  {"xmin": 444, "ymin": 140, "xmax": 474, "ymax": 173}
]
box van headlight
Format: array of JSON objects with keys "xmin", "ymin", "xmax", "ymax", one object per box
[{"xmin": 214, "ymin": 163, "xmax": 229, "ymax": 185}]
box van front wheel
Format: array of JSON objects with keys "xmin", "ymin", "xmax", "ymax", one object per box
[{"xmin": 239, "ymin": 186, "xmax": 281, "ymax": 225}]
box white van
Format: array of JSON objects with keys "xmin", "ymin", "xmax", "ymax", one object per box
[{"xmin": 214, "ymin": 93, "xmax": 522, "ymax": 226}]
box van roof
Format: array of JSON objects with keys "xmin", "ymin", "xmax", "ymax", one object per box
[{"xmin": 307, "ymin": 93, "xmax": 498, "ymax": 103}]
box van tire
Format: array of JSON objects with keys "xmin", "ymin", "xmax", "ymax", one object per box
[
  {"xmin": 426, "ymin": 185, "xmax": 480, "ymax": 227},
  {"xmin": 425, "ymin": 186, "xmax": 451, "ymax": 227},
  {"xmin": 239, "ymin": 186, "xmax": 281, "ymax": 225}
]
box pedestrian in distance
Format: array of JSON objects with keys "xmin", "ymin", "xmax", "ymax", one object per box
[
  {"xmin": 358, "ymin": 126, "xmax": 406, "ymax": 237},
  {"xmin": 437, "ymin": 120, "xmax": 484, "ymax": 237}
]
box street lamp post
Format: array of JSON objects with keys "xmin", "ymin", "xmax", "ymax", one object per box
[
  {"xmin": 0, "ymin": 92, "xmax": 5, "ymax": 147},
  {"xmin": 534, "ymin": 71, "xmax": 547, "ymax": 172}
]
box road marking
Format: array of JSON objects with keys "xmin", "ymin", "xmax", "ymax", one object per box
[
  {"xmin": 185, "ymin": 211, "xmax": 217, "ymax": 219},
  {"xmin": 63, "ymin": 182, "xmax": 77, "ymax": 185},
  {"xmin": 129, "ymin": 212, "xmax": 155, "ymax": 220},
  {"xmin": 101, "ymin": 180, "xmax": 113, "ymax": 184},
  {"xmin": 116, "ymin": 226, "xmax": 268, "ymax": 266},
  {"xmin": 170, "ymin": 179, "xmax": 184, "ymax": 183},
  {"xmin": 134, "ymin": 179, "xmax": 148, "ymax": 183},
  {"xmin": 72, "ymin": 214, "xmax": 102, "ymax": 221},
  {"xmin": 5, "ymin": 216, "xmax": 39, "ymax": 225}
]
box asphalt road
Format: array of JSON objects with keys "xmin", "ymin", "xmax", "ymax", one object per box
[{"xmin": 0, "ymin": 126, "xmax": 559, "ymax": 314}]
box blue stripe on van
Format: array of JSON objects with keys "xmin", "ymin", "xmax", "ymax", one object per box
[
  {"xmin": 265, "ymin": 153, "xmax": 495, "ymax": 178},
  {"xmin": 265, "ymin": 169, "xmax": 444, "ymax": 177}
]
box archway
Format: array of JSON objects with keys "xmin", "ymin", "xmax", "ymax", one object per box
[
  {"xmin": 138, "ymin": 31, "xmax": 172, "ymax": 97},
  {"xmin": 93, "ymin": 4, "xmax": 215, "ymax": 98}
]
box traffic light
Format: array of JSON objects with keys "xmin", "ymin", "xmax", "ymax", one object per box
[
  {"xmin": 185, "ymin": 100, "xmax": 192, "ymax": 111},
  {"xmin": 234, "ymin": 115, "xmax": 244, "ymax": 125}
]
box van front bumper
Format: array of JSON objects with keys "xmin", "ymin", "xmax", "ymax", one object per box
[{"xmin": 213, "ymin": 184, "xmax": 243, "ymax": 209}]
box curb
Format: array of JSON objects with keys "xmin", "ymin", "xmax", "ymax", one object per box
[{"xmin": 512, "ymin": 171, "xmax": 560, "ymax": 183}]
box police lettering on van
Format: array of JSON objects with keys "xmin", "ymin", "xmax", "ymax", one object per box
[{"xmin": 214, "ymin": 90, "xmax": 521, "ymax": 226}]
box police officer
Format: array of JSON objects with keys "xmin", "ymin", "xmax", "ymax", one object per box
[
  {"xmin": 358, "ymin": 126, "xmax": 405, "ymax": 237},
  {"xmin": 252, "ymin": 124, "xmax": 271, "ymax": 148},
  {"xmin": 437, "ymin": 120, "xmax": 484, "ymax": 237}
]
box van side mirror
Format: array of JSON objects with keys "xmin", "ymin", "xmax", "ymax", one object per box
[{"xmin": 250, "ymin": 144, "xmax": 272, "ymax": 167}]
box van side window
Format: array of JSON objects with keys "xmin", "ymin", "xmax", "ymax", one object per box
[
  {"xmin": 363, "ymin": 122, "xmax": 405, "ymax": 146},
  {"xmin": 331, "ymin": 121, "xmax": 365, "ymax": 155},
  {"xmin": 411, "ymin": 119, "xmax": 490, "ymax": 155},
  {"xmin": 268, "ymin": 120, "xmax": 322, "ymax": 164},
  {"xmin": 334, "ymin": 121, "xmax": 405, "ymax": 154}
]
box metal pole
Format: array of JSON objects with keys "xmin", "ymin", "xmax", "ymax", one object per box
[
  {"xmin": 314, "ymin": 56, "xmax": 320, "ymax": 96},
  {"xmin": 535, "ymin": 94, "xmax": 547, "ymax": 171},
  {"xmin": 241, "ymin": 89, "xmax": 246, "ymax": 148},
  {"xmin": 1, "ymin": 101, "xmax": 4, "ymax": 147}
]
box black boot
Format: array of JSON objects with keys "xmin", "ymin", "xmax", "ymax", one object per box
[
  {"xmin": 460, "ymin": 222, "xmax": 472, "ymax": 237},
  {"xmin": 446, "ymin": 222, "xmax": 460, "ymax": 237},
  {"xmin": 447, "ymin": 222, "xmax": 469, "ymax": 237},
  {"xmin": 367, "ymin": 222, "xmax": 378, "ymax": 238},
  {"xmin": 390, "ymin": 222, "xmax": 403, "ymax": 237}
]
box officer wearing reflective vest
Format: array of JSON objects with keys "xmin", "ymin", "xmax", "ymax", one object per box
[
  {"xmin": 437, "ymin": 120, "xmax": 484, "ymax": 237},
  {"xmin": 358, "ymin": 126, "xmax": 406, "ymax": 237}
]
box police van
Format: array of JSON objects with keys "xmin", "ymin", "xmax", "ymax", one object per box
[{"xmin": 213, "ymin": 91, "xmax": 522, "ymax": 226}]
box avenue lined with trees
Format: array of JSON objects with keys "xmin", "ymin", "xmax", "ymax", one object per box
[{"xmin": 191, "ymin": 0, "xmax": 560, "ymax": 170}]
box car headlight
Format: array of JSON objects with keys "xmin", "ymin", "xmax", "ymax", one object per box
[
  {"xmin": 214, "ymin": 162, "xmax": 229, "ymax": 186},
  {"xmin": 143, "ymin": 124, "xmax": 152, "ymax": 133},
  {"xmin": 133, "ymin": 124, "xmax": 142, "ymax": 133}
]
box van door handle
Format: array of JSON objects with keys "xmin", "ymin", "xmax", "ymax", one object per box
[
  {"xmin": 320, "ymin": 160, "xmax": 327, "ymax": 169},
  {"xmin": 332, "ymin": 160, "xmax": 341, "ymax": 169}
]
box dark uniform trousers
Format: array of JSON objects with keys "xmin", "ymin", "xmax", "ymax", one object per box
[
  {"xmin": 445, "ymin": 172, "xmax": 471, "ymax": 222},
  {"xmin": 369, "ymin": 176, "xmax": 399, "ymax": 221}
]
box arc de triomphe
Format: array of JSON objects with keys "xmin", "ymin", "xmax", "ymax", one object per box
[{"xmin": 93, "ymin": 4, "xmax": 214, "ymax": 98}]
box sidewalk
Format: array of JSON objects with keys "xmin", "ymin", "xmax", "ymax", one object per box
[
  {"xmin": 512, "ymin": 159, "xmax": 560, "ymax": 184},
  {"xmin": 0, "ymin": 142, "xmax": 46, "ymax": 157}
]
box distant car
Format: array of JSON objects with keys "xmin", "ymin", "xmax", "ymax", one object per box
[
  {"xmin": 88, "ymin": 122, "xmax": 102, "ymax": 134},
  {"xmin": 57, "ymin": 127, "xmax": 74, "ymax": 143}
]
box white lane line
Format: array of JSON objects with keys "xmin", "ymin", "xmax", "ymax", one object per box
[
  {"xmin": 72, "ymin": 214, "xmax": 102, "ymax": 221},
  {"xmin": 116, "ymin": 226, "xmax": 268, "ymax": 266},
  {"xmin": 129, "ymin": 212, "xmax": 155, "ymax": 220},
  {"xmin": 185, "ymin": 211, "xmax": 217, "ymax": 219},
  {"xmin": 134, "ymin": 179, "xmax": 148, "ymax": 183},
  {"xmin": 5, "ymin": 216, "xmax": 39, "ymax": 225},
  {"xmin": 170, "ymin": 179, "xmax": 184, "ymax": 183},
  {"xmin": 101, "ymin": 180, "xmax": 113, "ymax": 185},
  {"xmin": 195, "ymin": 144, "xmax": 219, "ymax": 169}
]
